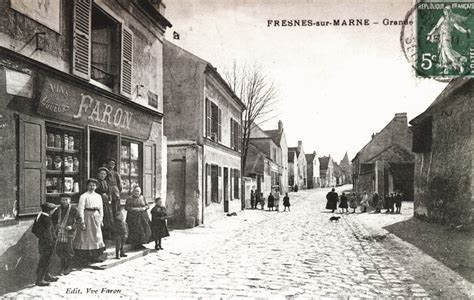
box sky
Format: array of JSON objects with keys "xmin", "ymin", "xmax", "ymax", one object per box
[{"xmin": 163, "ymin": 0, "xmax": 447, "ymax": 163}]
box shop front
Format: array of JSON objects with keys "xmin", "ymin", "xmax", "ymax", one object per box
[{"xmin": 0, "ymin": 55, "xmax": 163, "ymax": 219}]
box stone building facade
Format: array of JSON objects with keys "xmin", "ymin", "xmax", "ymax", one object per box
[
  {"xmin": 410, "ymin": 78, "xmax": 474, "ymax": 226},
  {"xmin": 339, "ymin": 152, "xmax": 352, "ymax": 184},
  {"xmin": 0, "ymin": 0, "xmax": 171, "ymax": 292},
  {"xmin": 264, "ymin": 121, "xmax": 289, "ymax": 194},
  {"xmin": 319, "ymin": 156, "xmax": 336, "ymax": 187},
  {"xmin": 288, "ymin": 141, "xmax": 307, "ymax": 189},
  {"xmin": 288, "ymin": 150, "xmax": 298, "ymax": 188},
  {"xmin": 163, "ymin": 41, "xmax": 245, "ymax": 227},
  {"xmin": 352, "ymin": 113, "xmax": 414, "ymax": 200},
  {"xmin": 305, "ymin": 151, "xmax": 320, "ymax": 188}
]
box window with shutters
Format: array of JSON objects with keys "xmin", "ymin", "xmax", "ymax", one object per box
[
  {"xmin": 206, "ymin": 100, "xmax": 221, "ymax": 142},
  {"xmin": 233, "ymin": 169, "xmax": 240, "ymax": 199},
  {"xmin": 230, "ymin": 119, "xmax": 240, "ymax": 151},
  {"xmin": 91, "ymin": 5, "xmax": 119, "ymax": 89}
]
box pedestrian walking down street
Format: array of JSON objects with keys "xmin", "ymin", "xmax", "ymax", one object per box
[
  {"xmin": 339, "ymin": 192, "xmax": 349, "ymax": 213},
  {"xmin": 32, "ymin": 202, "xmax": 59, "ymax": 286},
  {"xmin": 349, "ymin": 192, "xmax": 358, "ymax": 213},
  {"xmin": 375, "ymin": 192, "xmax": 384, "ymax": 213},
  {"xmin": 326, "ymin": 188, "xmax": 339, "ymax": 213},
  {"xmin": 250, "ymin": 190, "xmax": 256, "ymax": 209},
  {"xmin": 74, "ymin": 178, "xmax": 106, "ymax": 263},
  {"xmin": 372, "ymin": 192, "xmax": 381, "ymax": 213},
  {"xmin": 52, "ymin": 194, "xmax": 81, "ymax": 275},
  {"xmin": 395, "ymin": 192, "xmax": 402, "ymax": 214},
  {"xmin": 113, "ymin": 208, "xmax": 128, "ymax": 259},
  {"xmin": 96, "ymin": 167, "xmax": 114, "ymax": 241},
  {"xmin": 386, "ymin": 193, "xmax": 395, "ymax": 214},
  {"xmin": 274, "ymin": 189, "xmax": 280, "ymax": 211},
  {"xmin": 267, "ymin": 193, "xmax": 275, "ymax": 211},
  {"xmin": 260, "ymin": 192, "xmax": 265, "ymax": 210},
  {"xmin": 360, "ymin": 191, "xmax": 369, "ymax": 213},
  {"xmin": 151, "ymin": 197, "xmax": 170, "ymax": 250},
  {"xmin": 384, "ymin": 194, "xmax": 391, "ymax": 213},
  {"xmin": 125, "ymin": 186, "xmax": 152, "ymax": 248},
  {"xmin": 283, "ymin": 193, "xmax": 291, "ymax": 211}
]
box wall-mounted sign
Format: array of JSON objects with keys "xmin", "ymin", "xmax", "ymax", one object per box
[
  {"xmin": 37, "ymin": 77, "xmax": 154, "ymax": 140},
  {"xmin": 5, "ymin": 69, "xmax": 33, "ymax": 98},
  {"xmin": 11, "ymin": 0, "xmax": 61, "ymax": 33}
]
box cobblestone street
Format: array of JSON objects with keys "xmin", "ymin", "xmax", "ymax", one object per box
[{"xmin": 4, "ymin": 187, "xmax": 471, "ymax": 299}]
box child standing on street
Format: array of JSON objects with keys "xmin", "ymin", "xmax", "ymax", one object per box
[
  {"xmin": 32, "ymin": 202, "xmax": 59, "ymax": 286},
  {"xmin": 151, "ymin": 197, "xmax": 170, "ymax": 250},
  {"xmin": 113, "ymin": 209, "xmax": 128, "ymax": 259},
  {"xmin": 283, "ymin": 193, "xmax": 291, "ymax": 211},
  {"xmin": 349, "ymin": 193, "xmax": 358, "ymax": 213}
]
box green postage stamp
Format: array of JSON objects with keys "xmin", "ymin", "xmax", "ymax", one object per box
[{"xmin": 417, "ymin": 2, "xmax": 474, "ymax": 77}]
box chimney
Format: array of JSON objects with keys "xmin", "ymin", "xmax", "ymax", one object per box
[
  {"xmin": 394, "ymin": 112, "xmax": 408, "ymax": 124},
  {"xmin": 278, "ymin": 120, "xmax": 283, "ymax": 131},
  {"xmin": 297, "ymin": 141, "xmax": 303, "ymax": 152},
  {"xmin": 371, "ymin": 133, "xmax": 375, "ymax": 139}
]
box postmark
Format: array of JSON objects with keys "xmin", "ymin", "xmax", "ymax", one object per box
[{"xmin": 416, "ymin": 2, "xmax": 474, "ymax": 78}]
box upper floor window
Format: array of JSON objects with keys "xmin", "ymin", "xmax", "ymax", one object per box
[
  {"xmin": 230, "ymin": 118, "xmax": 241, "ymax": 152},
  {"xmin": 91, "ymin": 5, "xmax": 119, "ymax": 89},
  {"xmin": 205, "ymin": 99, "xmax": 221, "ymax": 142},
  {"xmin": 72, "ymin": 0, "xmax": 133, "ymax": 97}
]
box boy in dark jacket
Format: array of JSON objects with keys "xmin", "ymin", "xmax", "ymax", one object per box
[
  {"xmin": 32, "ymin": 202, "xmax": 59, "ymax": 286},
  {"xmin": 52, "ymin": 194, "xmax": 82, "ymax": 275}
]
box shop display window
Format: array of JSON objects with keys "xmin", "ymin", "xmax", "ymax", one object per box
[
  {"xmin": 120, "ymin": 140, "xmax": 142, "ymax": 199},
  {"xmin": 46, "ymin": 125, "xmax": 83, "ymax": 203}
]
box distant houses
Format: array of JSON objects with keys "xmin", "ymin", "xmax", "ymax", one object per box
[
  {"xmin": 352, "ymin": 113, "xmax": 414, "ymax": 200},
  {"xmin": 319, "ymin": 156, "xmax": 336, "ymax": 187},
  {"xmin": 410, "ymin": 78, "xmax": 473, "ymax": 226},
  {"xmin": 288, "ymin": 141, "xmax": 308, "ymax": 189},
  {"xmin": 305, "ymin": 151, "xmax": 320, "ymax": 189}
]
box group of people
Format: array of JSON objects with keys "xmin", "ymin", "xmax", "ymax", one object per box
[
  {"xmin": 250, "ymin": 189, "xmax": 291, "ymax": 212},
  {"xmin": 326, "ymin": 188, "xmax": 404, "ymax": 214},
  {"xmin": 32, "ymin": 158, "xmax": 170, "ymax": 287}
]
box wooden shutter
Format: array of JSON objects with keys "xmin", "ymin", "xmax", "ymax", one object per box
[
  {"xmin": 205, "ymin": 99, "xmax": 211, "ymax": 137},
  {"xmin": 18, "ymin": 115, "xmax": 45, "ymax": 215},
  {"xmin": 121, "ymin": 26, "xmax": 133, "ymax": 97},
  {"xmin": 217, "ymin": 107, "xmax": 222, "ymax": 142},
  {"xmin": 237, "ymin": 123, "xmax": 241, "ymax": 152},
  {"xmin": 72, "ymin": 0, "xmax": 92, "ymax": 79},
  {"xmin": 143, "ymin": 142, "xmax": 155, "ymax": 202},
  {"xmin": 230, "ymin": 119, "xmax": 234, "ymax": 149},
  {"xmin": 230, "ymin": 169, "xmax": 233, "ymax": 200}
]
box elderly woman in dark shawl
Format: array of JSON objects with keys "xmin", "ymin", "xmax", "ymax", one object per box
[
  {"xmin": 125, "ymin": 186, "xmax": 151, "ymax": 248},
  {"xmin": 96, "ymin": 167, "xmax": 114, "ymax": 240},
  {"xmin": 326, "ymin": 188, "xmax": 339, "ymax": 213}
]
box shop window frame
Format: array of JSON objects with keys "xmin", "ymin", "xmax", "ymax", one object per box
[{"xmin": 120, "ymin": 138, "xmax": 143, "ymax": 199}]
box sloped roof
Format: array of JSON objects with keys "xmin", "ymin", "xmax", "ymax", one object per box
[
  {"xmin": 288, "ymin": 150, "xmax": 296, "ymax": 163},
  {"xmin": 411, "ymin": 78, "xmax": 472, "ymax": 125},
  {"xmin": 319, "ymin": 156, "xmax": 330, "ymax": 170},
  {"xmin": 288, "ymin": 147, "xmax": 300, "ymax": 158},
  {"xmin": 305, "ymin": 153, "xmax": 316, "ymax": 164},
  {"xmin": 366, "ymin": 143, "xmax": 414, "ymax": 163},
  {"xmin": 264, "ymin": 129, "xmax": 282, "ymax": 146}
]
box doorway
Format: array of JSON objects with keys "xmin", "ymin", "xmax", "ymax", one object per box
[
  {"xmin": 89, "ymin": 130, "xmax": 119, "ymax": 178},
  {"xmin": 211, "ymin": 165, "xmax": 219, "ymax": 203}
]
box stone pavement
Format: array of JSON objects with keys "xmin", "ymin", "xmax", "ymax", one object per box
[{"xmin": 4, "ymin": 187, "xmax": 433, "ymax": 299}]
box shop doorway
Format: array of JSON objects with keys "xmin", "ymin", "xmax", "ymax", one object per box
[{"xmin": 89, "ymin": 130, "xmax": 119, "ymax": 178}]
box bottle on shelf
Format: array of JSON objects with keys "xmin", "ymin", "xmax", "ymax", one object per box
[
  {"xmin": 63, "ymin": 134, "xmax": 69, "ymax": 150},
  {"xmin": 53, "ymin": 156, "xmax": 62, "ymax": 170},
  {"xmin": 73, "ymin": 157, "xmax": 80, "ymax": 172},
  {"xmin": 67, "ymin": 156, "xmax": 74, "ymax": 172},
  {"xmin": 46, "ymin": 155, "xmax": 52, "ymax": 170},
  {"xmin": 68, "ymin": 136, "xmax": 75, "ymax": 150},
  {"xmin": 47, "ymin": 133, "xmax": 55, "ymax": 148},
  {"xmin": 55, "ymin": 134, "xmax": 62, "ymax": 148}
]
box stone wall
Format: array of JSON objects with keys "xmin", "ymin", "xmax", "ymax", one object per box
[{"xmin": 414, "ymin": 97, "xmax": 473, "ymax": 225}]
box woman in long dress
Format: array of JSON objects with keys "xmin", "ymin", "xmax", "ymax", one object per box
[
  {"xmin": 96, "ymin": 167, "xmax": 114, "ymax": 240},
  {"xmin": 125, "ymin": 186, "xmax": 151, "ymax": 248},
  {"xmin": 74, "ymin": 178, "xmax": 105, "ymax": 263}
]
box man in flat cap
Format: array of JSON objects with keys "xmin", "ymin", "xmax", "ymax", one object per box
[{"xmin": 32, "ymin": 202, "xmax": 59, "ymax": 286}]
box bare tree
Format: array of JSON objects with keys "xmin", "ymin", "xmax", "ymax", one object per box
[{"xmin": 224, "ymin": 62, "xmax": 278, "ymax": 179}]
